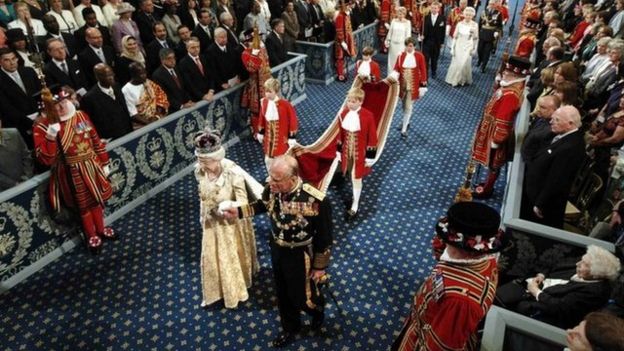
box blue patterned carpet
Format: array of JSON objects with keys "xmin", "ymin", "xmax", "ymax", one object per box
[{"xmin": 0, "ymin": 15, "xmax": 517, "ymax": 351}]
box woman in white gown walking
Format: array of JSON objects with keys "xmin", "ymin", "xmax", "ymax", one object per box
[
  {"xmin": 445, "ymin": 7, "xmax": 479, "ymax": 87},
  {"xmin": 385, "ymin": 6, "xmax": 412, "ymax": 73}
]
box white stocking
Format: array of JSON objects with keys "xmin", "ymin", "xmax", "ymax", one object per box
[
  {"xmin": 351, "ymin": 175, "xmax": 363, "ymax": 213},
  {"xmin": 401, "ymin": 95, "xmax": 413, "ymax": 133}
]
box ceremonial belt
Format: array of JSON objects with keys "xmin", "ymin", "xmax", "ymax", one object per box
[
  {"xmin": 272, "ymin": 235, "xmax": 313, "ymax": 249},
  {"xmin": 64, "ymin": 151, "xmax": 96, "ymax": 164},
  {"xmin": 482, "ymin": 25, "xmax": 498, "ymax": 30}
]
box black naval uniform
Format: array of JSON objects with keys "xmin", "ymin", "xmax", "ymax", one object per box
[
  {"xmin": 477, "ymin": 6, "xmax": 503, "ymax": 72},
  {"xmin": 238, "ymin": 181, "xmax": 333, "ymax": 333}
]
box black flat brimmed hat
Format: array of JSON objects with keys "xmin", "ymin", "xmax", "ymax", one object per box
[
  {"xmin": 504, "ymin": 55, "xmax": 532, "ymax": 76},
  {"xmin": 435, "ymin": 202, "xmax": 505, "ymax": 254}
]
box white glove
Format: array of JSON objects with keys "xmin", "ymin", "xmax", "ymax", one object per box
[
  {"xmin": 256, "ymin": 134, "xmax": 264, "ymax": 143},
  {"xmin": 365, "ymin": 158, "xmax": 375, "ymax": 167},
  {"xmin": 418, "ymin": 35, "xmax": 423, "ymax": 42},
  {"xmin": 490, "ymin": 141, "xmax": 499, "ymax": 149},
  {"xmin": 389, "ymin": 70, "xmax": 400, "ymax": 81},
  {"xmin": 384, "ymin": 40, "xmax": 390, "ymax": 48},
  {"xmin": 341, "ymin": 41, "xmax": 348, "ymax": 52},
  {"xmin": 418, "ymin": 87, "xmax": 428, "ymax": 97},
  {"xmin": 217, "ymin": 200, "xmax": 240, "ymax": 215},
  {"xmin": 103, "ymin": 165, "xmax": 111, "ymax": 176},
  {"xmin": 384, "ymin": 22, "xmax": 390, "ymax": 30},
  {"xmin": 46, "ymin": 123, "xmax": 60, "ymax": 138},
  {"xmin": 494, "ymin": 31, "xmax": 499, "ymax": 38},
  {"xmin": 336, "ymin": 151, "xmax": 342, "ymax": 159},
  {"xmin": 287, "ymin": 138, "xmax": 296, "ymax": 147}
]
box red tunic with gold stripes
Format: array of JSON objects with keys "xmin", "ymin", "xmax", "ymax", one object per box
[
  {"xmin": 471, "ymin": 80, "xmax": 524, "ymax": 169},
  {"xmin": 337, "ymin": 107, "xmax": 378, "ymax": 179},
  {"xmin": 446, "ymin": 6, "xmax": 464, "ymax": 38},
  {"xmin": 33, "ymin": 111, "xmax": 112, "ymax": 213},
  {"xmin": 514, "ymin": 31, "xmax": 536, "ymax": 58},
  {"xmin": 393, "ymin": 51, "xmax": 428, "ymax": 101},
  {"xmin": 378, "ymin": 0, "xmax": 392, "ymax": 47},
  {"xmin": 258, "ymin": 97, "xmax": 298, "ymax": 158},
  {"xmin": 392, "ymin": 256, "xmax": 498, "ymax": 351},
  {"xmin": 241, "ymin": 47, "xmax": 272, "ymax": 116},
  {"xmin": 334, "ymin": 9, "xmax": 356, "ymax": 77}
]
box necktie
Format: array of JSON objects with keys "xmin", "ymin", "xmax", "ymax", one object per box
[
  {"xmin": 12, "ymin": 72, "xmax": 26, "ymax": 93},
  {"xmin": 61, "ymin": 62, "xmax": 68, "ymax": 74},
  {"xmin": 551, "ymin": 135, "xmax": 562, "ymax": 144},
  {"xmin": 96, "ymin": 48, "xmax": 106, "ymax": 63},
  {"xmin": 194, "ymin": 57, "xmax": 204, "ymax": 75},
  {"xmin": 163, "ymin": 41, "xmax": 168, "ymax": 48},
  {"xmin": 170, "ymin": 69, "xmax": 181, "ymax": 87}
]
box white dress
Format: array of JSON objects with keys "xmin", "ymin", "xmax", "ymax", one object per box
[
  {"xmin": 196, "ymin": 159, "xmax": 259, "ymax": 309},
  {"xmin": 386, "ymin": 19, "xmax": 412, "ymax": 73},
  {"xmin": 445, "ymin": 20, "xmax": 478, "ymax": 87}
]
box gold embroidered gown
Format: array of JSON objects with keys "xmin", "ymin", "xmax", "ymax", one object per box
[{"xmin": 196, "ymin": 159, "xmax": 258, "ymax": 309}]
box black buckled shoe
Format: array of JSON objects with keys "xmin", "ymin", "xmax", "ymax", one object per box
[
  {"xmin": 311, "ymin": 310, "xmax": 325, "ymax": 330},
  {"xmin": 271, "ymin": 331, "xmax": 295, "ymax": 348},
  {"xmin": 345, "ymin": 209, "xmax": 357, "ymax": 221}
]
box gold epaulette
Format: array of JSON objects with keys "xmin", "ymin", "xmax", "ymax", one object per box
[{"xmin": 302, "ymin": 183, "xmax": 325, "ymax": 201}]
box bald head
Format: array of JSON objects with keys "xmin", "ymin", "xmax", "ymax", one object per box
[
  {"xmin": 85, "ymin": 27, "xmax": 103, "ymax": 48},
  {"xmin": 94, "ymin": 63, "xmax": 115, "ymax": 87}
]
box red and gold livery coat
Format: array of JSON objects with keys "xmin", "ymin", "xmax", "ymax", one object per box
[
  {"xmin": 258, "ymin": 97, "xmax": 298, "ymax": 158},
  {"xmin": 514, "ymin": 31, "xmax": 536, "ymax": 58},
  {"xmin": 33, "ymin": 111, "xmax": 113, "ymax": 213},
  {"xmin": 337, "ymin": 107, "xmax": 378, "ymax": 179},
  {"xmin": 393, "ymin": 51, "xmax": 428, "ymax": 101},
  {"xmin": 446, "ymin": 6, "xmax": 465, "ymax": 38},
  {"xmin": 471, "ymin": 81, "xmax": 524, "ymax": 169},
  {"xmin": 393, "ymin": 257, "xmax": 499, "ymax": 351},
  {"xmin": 335, "ymin": 10, "xmax": 357, "ymax": 61},
  {"xmin": 241, "ymin": 47, "xmax": 272, "ymax": 116},
  {"xmin": 378, "ymin": 0, "xmax": 393, "ymax": 41}
]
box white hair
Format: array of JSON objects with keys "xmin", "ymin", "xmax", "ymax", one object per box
[{"xmin": 585, "ymin": 245, "xmax": 621, "ymax": 281}]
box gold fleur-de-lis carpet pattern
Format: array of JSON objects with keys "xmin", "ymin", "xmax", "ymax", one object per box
[{"xmin": 0, "ymin": 15, "xmax": 518, "ymax": 350}]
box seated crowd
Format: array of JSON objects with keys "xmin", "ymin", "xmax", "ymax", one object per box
[
  {"xmin": 0, "ymin": 0, "xmax": 378, "ymax": 191},
  {"xmin": 517, "ymin": 0, "xmax": 624, "ymax": 247}
]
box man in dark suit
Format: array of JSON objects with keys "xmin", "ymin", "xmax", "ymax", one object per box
[
  {"xmin": 152, "ymin": 48, "xmax": 194, "ymax": 113},
  {"xmin": 521, "ymin": 95, "xmax": 560, "ymax": 165},
  {"xmin": 78, "ymin": 27, "xmax": 117, "ymax": 87},
  {"xmin": 177, "ymin": 38, "xmax": 216, "ymax": 102},
  {"xmin": 219, "ymin": 12, "xmax": 243, "ymax": 53},
  {"xmin": 42, "ymin": 14, "xmax": 77, "ymax": 60},
  {"xmin": 308, "ymin": 0, "xmax": 324, "ymax": 40},
  {"xmin": 74, "ymin": 7, "xmax": 113, "ymax": 52},
  {"xmin": 134, "ymin": 0, "xmax": 161, "ymax": 45},
  {"xmin": 521, "ymin": 105, "xmax": 586, "ymax": 229},
  {"xmin": 175, "ymin": 24, "xmax": 192, "ymax": 60},
  {"xmin": 265, "ymin": 19, "xmax": 288, "ymax": 67},
  {"xmin": 146, "ymin": 21, "xmax": 175, "ymax": 75},
  {"xmin": 294, "ymin": 0, "xmax": 310, "ymax": 40},
  {"xmin": 192, "ymin": 8, "xmax": 215, "ymax": 54},
  {"xmin": 44, "ymin": 38, "xmax": 89, "ymax": 95},
  {"xmin": 81, "ymin": 63, "xmax": 133, "ymax": 140},
  {"xmin": 526, "ymin": 45, "xmax": 565, "ymax": 109},
  {"xmin": 0, "ymin": 48, "xmax": 41, "ymax": 147},
  {"xmin": 205, "ymin": 28, "xmax": 242, "ymax": 91},
  {"xmin": 421, "ymin": 2, "xmax": 446, "ymax": 78}
]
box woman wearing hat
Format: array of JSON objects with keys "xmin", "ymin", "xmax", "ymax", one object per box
[
  {"xmin": 392, "ymin": 201, "xmax": 505, "ymax": 351},
  {"xmin": 194, "ymin": 128, "xmax": 261, "ymax": 309},
  {"xmin": 110, "ymin": 2, "xmax": 142, "ymax": 54}
]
